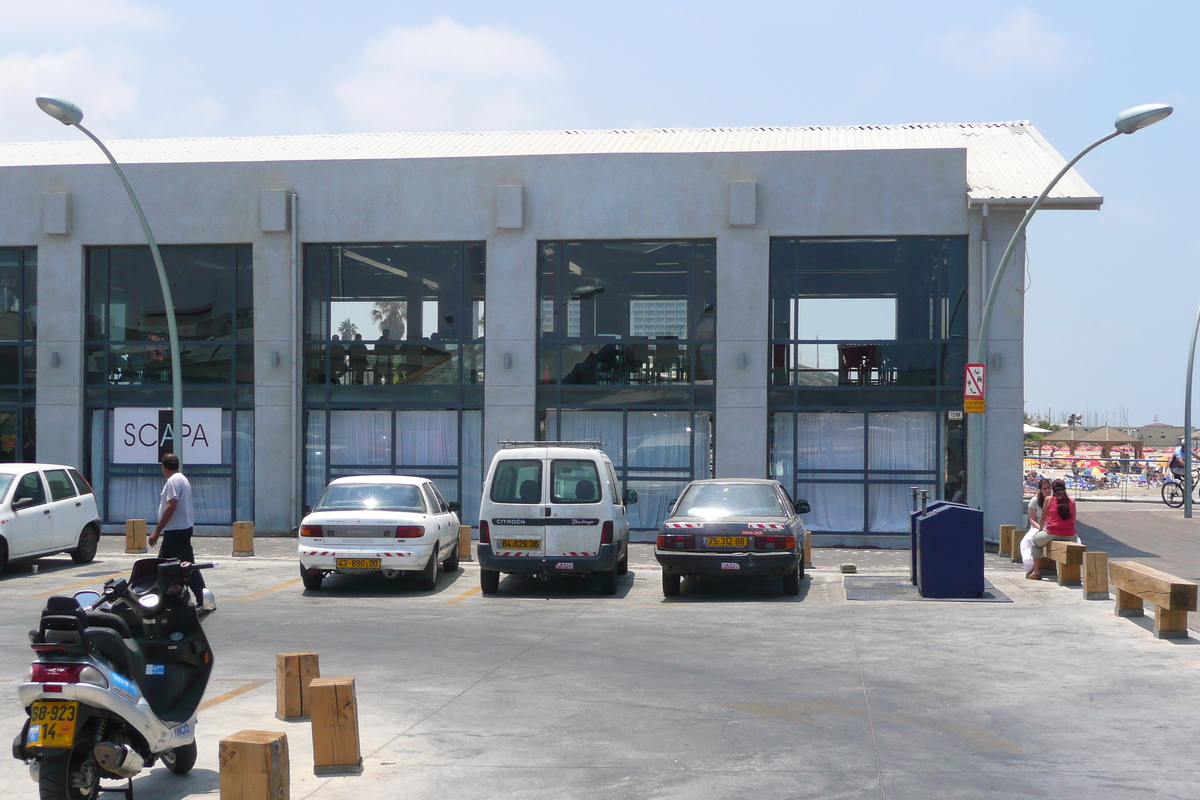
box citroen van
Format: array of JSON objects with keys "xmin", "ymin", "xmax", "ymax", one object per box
[{"xmin": 477, "ymin": 443, "xmax": 636, "ymax": 595}]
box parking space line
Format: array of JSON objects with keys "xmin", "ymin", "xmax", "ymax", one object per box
[
  {"xmin": 32, "ymin": 572, "xmax": 128, "ymax": 599},
  {"xmin": 446, "ymin": 586, "xmax": 482, "ymax": 604},
  {"xmin": 198, "ymin": 679, "xmax": 271, "ymax": 711},
  {"xmin": 234, "ymin": 577, "xmax": 302, "ymax": 601}
]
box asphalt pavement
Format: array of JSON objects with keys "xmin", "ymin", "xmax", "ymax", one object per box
[{"xmin": 1, "ymin": 527, "xmax": 1199, "ymax": 799}]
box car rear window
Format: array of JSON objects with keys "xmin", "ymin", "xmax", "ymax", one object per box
[
  {"xmin": 674, "ymin": 484, "xmax": 786, "ymax": 519},
  {"xmin": 551, "ymin": 460, "xmax": 602, "ymax": 504},
  {"xmin": 490, "ymin": 460, "xmax": 542, "ymax": 504},
  {"xmin": 315, "ymin": 483, "xmax": 426, "ymax": 512},
  {"xmin": 68, "ymin": 469, "xmax": 94, "ymax": 496},
  {"xmin": 45, "ymin": 470, "xmax": 78, "ymax": 501}
]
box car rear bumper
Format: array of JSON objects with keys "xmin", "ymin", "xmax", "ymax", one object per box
[
  {"xmin": 299, "ymin": 543, "xmax": 435, "ymax": 573},
  {"xmin": 655, "ymin": 550, "xmax": 799, "ymax": 577},
  {"xmin": 478, "ymin": 543, "xmax": 619, "ymax": 575}
]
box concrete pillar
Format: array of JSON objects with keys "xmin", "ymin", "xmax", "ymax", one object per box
[
  {"xmin": 714, "ymin": 228, "xmax": 770, "ymax": 478},
  {"xmin": 36, "ymin": 235, "xmax": 85, "ymax": 469},
  {"xmin": 483, "ymin": 230, "xmax": 537, "ymax": 468}
]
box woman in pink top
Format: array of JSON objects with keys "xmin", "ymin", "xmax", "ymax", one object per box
[{"xmin": 1027, "ymin": 479, "xmax": 1078, "ymax": 580}]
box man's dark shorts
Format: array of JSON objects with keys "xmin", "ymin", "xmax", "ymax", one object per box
[{"xmin": 158, "ymin": 527, "xmax": 206, "ymax": 592}]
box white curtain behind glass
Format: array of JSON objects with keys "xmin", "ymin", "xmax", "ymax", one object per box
[
  {"xmin": 627, "ymin": 479, "xmax": 689, "ymax": 533},
  {"xmin": 867, "ymin": 411, "xmax": 936, "ymax": 532},
  {"xmin": 396, "ymin": 410, "xmax": 457, "ymax": 466},
  {"xmin": 771, "ymin": 413, "xmax": 794, "ymax": 485},
  {"xmin": 553, "ymin": 411, "xmax": 624, "ymax": 467},
  {"xmin": 305, "ymin": 413, "xmax": 326, "ymax": 508},
  {"xmin": 109, "ymin": 476, "xmax": 162, "ymax": 526},
  {"xmin": 91, "ymin": 410, "xmax": 106, "ymax": 520},
  {"xmin": 693, "ymin": 413, "xmax": 712, "ymax": 479},
  {"xmin": 627, "ymin": 411, "xmax": 690, "ymax": 468},
  {"xmin": 330, "ymin": 410, "xmax": 391, "ymax": 465},
  {"xmin": 461, "ymin": 411, "xmax": 483, "ymax": 526},
  {"xmin": 796, "ymin": 412, "xmax": 865, "ymax": 532},
  {"xmin": 235, "ymin": 410, "xmax": 254, "ymax": 521}
]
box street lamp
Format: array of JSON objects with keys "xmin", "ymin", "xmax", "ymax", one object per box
[
  {"xmin": 36, "ymin": 96, "xmax": 185, "ymax": 463},
  {"xmin": 969, "ymin": 103, "xmax": 1172, "ymax": 517}
]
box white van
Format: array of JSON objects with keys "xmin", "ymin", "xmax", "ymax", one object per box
[{"xmin": 477, "ymin": 442, "xmax": 635, "ymax": 595}]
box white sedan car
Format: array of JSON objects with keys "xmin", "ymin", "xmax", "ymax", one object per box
[
  {"xmin": 0, "ymin": 463, "xmax": 102, "ymax": 572},
  {"xmin": 298, "ymin": 475, "xmax": 463, "ymax": 591}
]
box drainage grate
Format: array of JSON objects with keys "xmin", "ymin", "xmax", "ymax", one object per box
[{"xmin": 844, "ymin": 575, "xmax": 1012, "ymax": 603}]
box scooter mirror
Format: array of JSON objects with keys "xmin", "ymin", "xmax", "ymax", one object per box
[{"xmin": 74, "ymin": 590, "xmax": 101, "ymax": 608}]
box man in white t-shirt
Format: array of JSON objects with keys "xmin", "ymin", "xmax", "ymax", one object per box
[{"xmin": 149, "ymin": 452, "xmax": 206, "ymax": 598}]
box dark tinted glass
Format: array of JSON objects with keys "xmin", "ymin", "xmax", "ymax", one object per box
[
  {"xmin": 45, "ymin": 469, "xmax": 77, "ymax": 501},
  {"xmin": 490, "ymin": 460, "xmax": 543, "ymax": 504},
  {"xmin": 69, "ymin": 469, "xmax": 94, "ymax": 495},
  {"xmin": 13, "ymin": 472, "xmax": 46, "ymax": 506}
]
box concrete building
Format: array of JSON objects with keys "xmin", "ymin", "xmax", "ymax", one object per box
[{"xmin": 0, "ymin": 122, "xmax": 1101, "ymax": 544}]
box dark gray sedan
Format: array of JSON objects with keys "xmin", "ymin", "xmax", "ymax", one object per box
[{"xmin": 654, "ymin": 479, "xmax": 810, "ymax": 597}]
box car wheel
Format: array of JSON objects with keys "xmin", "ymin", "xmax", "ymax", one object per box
[
  {"xmin": 782, "ymin": 565, "xmax": 801, "ymax": 596},
  {"xmin": 662, "ymin": 571, "xmax": 681, "ymax": 597},
  {"xmin": 599, "ymin": 568, "xmax": 618, "ymax": 596},
  {"xmin": 442, "ymin": 540, "xmax": 460, "ymax": 572},
  {"xmin": 417, "ymin": 545, "xmax": 438, "ymax": 591},
  {"xmin": 480, "ymin": 568, "xmax": 500, "ymax": 594},
  {"xmin": 0, "ymin": 538, "xmax": 7, "ymax": 574},
  {"xmin": 70, "ymin": 527, "xmax": 99, "ymax": 564},
  {"xmin": 616, "ymin": 545, "xmax": 629, "ymax": 576},
  {"xmin": 300, "ymin": 566, "xmax": 323, "ymax": 591},
  {"xmin": 161, "ymin": 740, "xmax": 197, "ymax": 775}
]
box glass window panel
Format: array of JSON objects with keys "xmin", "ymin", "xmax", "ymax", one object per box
[
  {"xmin": 693, "ymin": 412, "xmax": 713, "ymax": 480},
  {"xmin": 868, "ymin": 412, "xmax": 936, "ymax": 472},
  {"xmin": 236, "ymin": 245, "xmax": 254, "ymax": 340},
  {"xmin": 23, "ymin": 253, "xmax": 36, "ymax": 340},
  {"xmin": 551, "ymin": 410, "xmax": 624, "ymax": 467},
  {"xmin": 190, "ymin": 476, "xmax": 233, "ymax": 525},
  {"xmin": 627, "ymin": 479, "xmax": 690, "ymax": 530},
  {"xmin": 796, "ymin": 412, "xmax": 864, "ymax": 471},
  {"xmin": 329, "ymin": 410, "xmax": 391, "ymax": 465},
  {"xmin": 235, "ymin": 410, "xmax": 254, "ymax": 521},
  {"xmin": 305, "ymin": 411, "xmax": 327, "ymax": 508},
  {"xmin": 0, "ymin": 264, "xmax": 23, "ymax": 341},
  {"xmin": 45, "ymin": 469, "xmax": 77, "ymax": 501},
  {"xmin": 235, "ymin": 346, "xmax": 254, "ymax": 385},
  {"xmin": 868, "ymin": 482, "xmax": 935, "ymax": 533},
  {"xmin": 490, "ymin": 460, "xmax": 542, "ymax": 504},
  {"xmin": 396, "ymin": 410, "xmax": 457, "ymax": 466},
  {"xmin": 627, "ymin": 411, "xmax": 690, "ymax": 469},
  {"xmin": 103, "ymin": 246, "xmax": 240, "ymax": 342},
  {"xmin": 550, "ymin": 460, "xmax": 602, "ymax": 504},
  {"xmin": 461, "ymin": 410, "xmax": 484, "ymax": 526},
  {"xmin": 794, "ymin": 482, "xmax": 863, "ymax": 532},
  {"xmin": 0, "ymin": 410, "xmax": 17, "ymax": 462},
  {"xmin": 771, "ymin": 412, "xmax": 795, "ymax": 485},
  {"xmin": 0, "ymin": 345, "xmax": 19, "ymax": 384},
  {"xmin": 794, "ymin": 297, "xmax": 896, "ymax": 341}
]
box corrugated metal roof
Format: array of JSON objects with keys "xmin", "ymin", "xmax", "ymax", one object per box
[{"xmin": 0, "ymin": 122, "xmax": 1100, "ymax": 206}]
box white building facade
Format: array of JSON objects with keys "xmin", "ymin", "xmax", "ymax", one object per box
[{"xmin": 0, "ymin": 123, "xmax": 1101, "ymax": 544}]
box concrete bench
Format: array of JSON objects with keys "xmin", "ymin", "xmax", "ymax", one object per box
[
  {"xmin": 1045, "ymin": 540, "xmax": 1086, "ymax": 586},
  {"xmin": 1109, "ymin": 560, "xmax": 1199, "ymax": 640}
]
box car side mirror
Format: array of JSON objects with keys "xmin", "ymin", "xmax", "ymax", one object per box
[
  {"xmin": 447, "ymin": 501, "xmax": 462, "ymax": 514},
  {"xmin": 12, "ymin": 496, "xmax": 33, "ymax": 510},
  {"xmin": 795, "ymin": 500, "xmax": 811, "ymax": 515},
  {"xmin": 623, "ymin": 489, "xmax": 638, "ymax": 505}
]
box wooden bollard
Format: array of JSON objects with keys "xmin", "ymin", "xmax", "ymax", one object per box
[
  {"xmin": 276, "ymin": 652, "xmax": 320, "ymax": 721},
  {"xmin": 125, "ymin": 519, "xmax": 147, "ymax": 554},
  {"xmin": 459, "ymin": 525, "xmax": 473, "ymax": 563},
  {"xmin": 1010, "ymin": 528, "xmax": 1024, "ymax": 563},
  {"xmin": 998, "ymin": 524, "xmax": 1015, "ymax": 556},
  {"xmin": 804, "ymin": 533, "xmax": 812, "ymax": 569},
  {"xmin": 309, "ymin": 676, "xmax": 362, "ymax": 775},
  {"xmin": 219, "ymin": 730, "xmax": 289, "ymax": 800},
  {"xmin": 233, "ymin": 521, "xmax": 255, "ymax": 557},
  {"xmin": 1083, "ymin": 551, "xmax": 1110, "ymax": 600}
]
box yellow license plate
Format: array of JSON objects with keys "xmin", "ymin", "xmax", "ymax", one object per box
[
  {"xmin": 705, "ymin": 536, "xmax": 749, "ymax": 548},
  {"xmin": 497, "ymin": 539, "xmax": 540, "ymax": 550},
  {"xmin": 28, "ymin": 701, "xmax": 78, "ymax": 748},
  {"xmin": 335, "ymin": 558, "xmax": 381, "ymax": 569}
]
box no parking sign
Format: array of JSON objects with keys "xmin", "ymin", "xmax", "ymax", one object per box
[{"xmin": 964, "ymin": 363, "xmax": 986, "ymax": 413}]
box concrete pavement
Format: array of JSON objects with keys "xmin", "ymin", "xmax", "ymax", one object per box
[{"xmin": 1, "ymin": 533, "xmax": 1199, "ymax": 798}]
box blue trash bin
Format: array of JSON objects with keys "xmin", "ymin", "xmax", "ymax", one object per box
[{"xmin": 912, "ymin": 502, "xmax": 984, "ymax": 598}]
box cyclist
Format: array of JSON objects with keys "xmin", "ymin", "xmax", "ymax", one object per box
[{"xmin": 1169, "ymin": 440, "xmax": 1188, "ymax": 482}]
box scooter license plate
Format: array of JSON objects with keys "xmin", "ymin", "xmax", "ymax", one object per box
[{"xmin": 27, "ymin": 701, "xmax": 78, "ymax": 748}]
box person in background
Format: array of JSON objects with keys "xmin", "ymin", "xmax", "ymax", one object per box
[
  {"xmin": 348, "ymin": 333, "xmax": 368, "ymax": 385},
  {"xmin": 149, "ymin": 452, "xmax": 207, "ymax": 602},
  {"xmin": 1021, "ymin": 478, "xmax": 1053, "ymax": 576},
  {"xmin": 1170, "ymin": 439, "xmax": 1187, "ymax": 482},
  {"xmin": 330, "ymin": 334, "xmax": 346, "ymax": 384},
  {"xmin": 1027, "ymin": 479, "xmax": 1079, "ymax": 580}
]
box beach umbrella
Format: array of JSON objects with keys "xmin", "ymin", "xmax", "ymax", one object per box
[{"xmin": 1084, "ymin": 466, "xmax": 1106, "ymax": 477}]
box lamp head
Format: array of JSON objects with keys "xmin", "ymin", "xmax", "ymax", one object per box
[
  {"xmin": 35, "ymin": 96, "xmax": 83, "ymax": 126},
  {"xmin": 1114, "ymin": 103, "xmax": 1173, "ymax": 134}
]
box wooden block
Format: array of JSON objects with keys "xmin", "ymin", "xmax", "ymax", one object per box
[
  {"xmin": 1115, "ymin": 587, "xmax": 1144, "ymax": 617},
  {"xmin": 219, "ymin": 730, "xmax": 289, "ymax": 800},
  {"xmin": 1010, "ymin": 530, "xmax": 1025, "ymax": 562},
  {"xmin": 276, "ymin": 652, "xmax": 320, "ymax": 720},
  {"xmin": 233, "ymin": 520, "xmax": 255, "ymax": 557},
  {"xmin": 1110, "ymin": 561, "xmax": 1199, "ymax": 612},
  {"xmin": 125, "ymin": 519, "xmax": 147, "ymax": 554},
  {"xmin": 1155, "ymin": 607, "xmax": 1190, "ymax": 639},
  {"xmin": 309, "ymin": 676, "xmax": 362, "ymax": 774},
  {"xmin": 459, "ymin": 525, "xmax": 473, "ymax": 563},
  {"xmin": 998, "ymin": 525, "xmax": 1015, "ymax": 555},
  {"xmin": 804, "ymin": 532, "xmax": 812, "ymax": 568},
  {"xmin": 1083, "ymin": 551, "xmax": 1109, "ymax": 599},
  {"xmin": 1056, "ymin": 563, "xmax": 1082, "ymax": 586},
  {"xmin": 1046, "ymin": 540, "xmax": 1085, "ymax": 566}
]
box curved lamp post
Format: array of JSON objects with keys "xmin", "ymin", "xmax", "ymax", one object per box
[
  {"xmin": 969, "ymin": 103, "xmax": 1172, "ymax": 513},
  {"xmin": 36, "ymin": 96, "xmax": 184, "ymax": 465}
]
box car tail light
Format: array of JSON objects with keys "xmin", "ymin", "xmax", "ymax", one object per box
[
  {"xmin": 299, "ymin": 524, "xmax": 323, "ymax": 537},
  {"xmin": 394, "ymin": 525, "xmax": 425, "ymax": 538},
  {"xmin": 657, "ymin": 533, "xmax": 695, "ymax": 549},
  {"xmin": 479, "ymin": 520, "xmax": 490, "ymax": 544},
  {"xmin": 600, "ymin": 521, "xmax": 614, "ymax": 544},
  {"xmin": 30, "ymin": 663, "xmax": 106, "ymax": 687},
  {"xmin": 754, "ymin": 535, "xmax": 795, "ymax": 551}
]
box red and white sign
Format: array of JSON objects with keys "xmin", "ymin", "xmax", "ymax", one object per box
[{"xmin": 964, "ymin": 363, "xmax": 986, "ymax": 413}]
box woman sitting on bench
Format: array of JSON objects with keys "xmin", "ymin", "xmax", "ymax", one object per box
[{"xmin": 1027, "ymin": 479, "xmax": 1078, "ymax": 580}]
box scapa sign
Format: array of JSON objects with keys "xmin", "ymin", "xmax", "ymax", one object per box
[{"xmin": 112, "ymin": 408, "xmax": 223, "ymax": 465}]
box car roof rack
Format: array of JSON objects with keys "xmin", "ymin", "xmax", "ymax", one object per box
[{"xmin": 498, "ymin": 440, "xmax": 606, "ymax": 449}]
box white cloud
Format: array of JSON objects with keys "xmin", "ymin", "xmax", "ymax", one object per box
[
  {"xmin": 0, "ymin": 46, "xmax": 141, "ymax": 141},
  {"xmin": 933, "ymin": 8, "xmax": 1068, "ymax": 73},
  {"xmin": 0, "ymin": 0, "xmax": 166, "ymax": 33},
  {"xmin": 334, "ymin": 16, "xmax": 564, "ymax": 132}
]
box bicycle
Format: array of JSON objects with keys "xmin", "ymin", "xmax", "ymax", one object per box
[{"xmin": 1160, "ymin": 468, "xmax": 1200, "ymax": 508}]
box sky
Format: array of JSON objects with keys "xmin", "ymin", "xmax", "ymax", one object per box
[{"xmin": 1, "ymin": 0, "xmax": 1197, "ymax": 426}]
